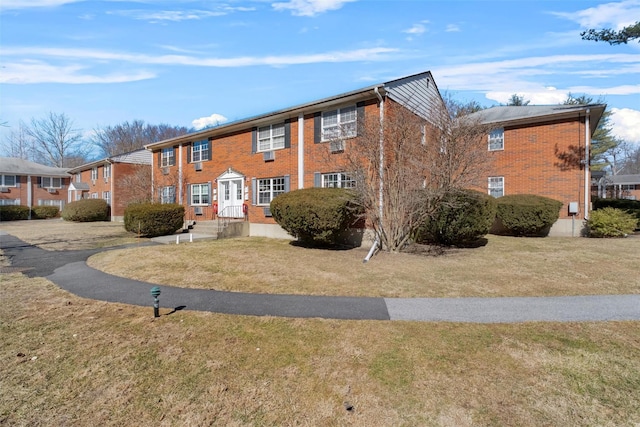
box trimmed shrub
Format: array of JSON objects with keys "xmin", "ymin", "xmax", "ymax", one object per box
[
  {"xmin": 0, "ymin": 205, "xmax": 30, "ymax": 221},
  {"xmin": 416, "ymin": 189, "xmax": 497, "ymax": 246},
  {"xmin": 587, "ymin": 207, "xmax": 637, "ymax": 238},
  {"xmin": 62, "ymin": 199, "xmax": 109, "ymax": 222},
  {"xmin": 124, "ymin": 203, "xmax": 184, "ymax": 237},
  {"xmin": 32, "ymin": 206, "xmax": 60, "ymax": 219},
  {"xmin": 270, "ymin": 187, "xmax": 363, "ymax": 246},
  {"xmin": 495, "ymin": 194, "xmax": 563, "ymax": 237},
  {"xmin": 593, "ymin": 198, "xmax": 640, "ymax": 226}
]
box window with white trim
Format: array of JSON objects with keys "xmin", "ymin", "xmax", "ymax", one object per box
[
  {"xmin": 322, "ymin": 106, "xmax": 357, "ymax": 141},
  {"xmin": 488, "ymin": 177, "xmax": 504, "ymax": 198},
  {"xmin": 192, "ymin": 140, "xmax": 209, "ymax": 162},
  {"xmin": 258, "ymin": 177, "xmax": 286, "ymax": 205},
  {"xmin": 75, "ymin": 173, "xmax": 81, "ymax": 182},
  {"xmin": 161, "ymin": 186, "xmax": 175, "ymax": 204},
  {"xmin": 258, "ymin": 123, "xmax": 285, "ymax": 152},
  {"xmin": 103, "ymin": 164, "xmax": 110, "ymax": 180},
  {"xmin": 488, "ymin": 128, "xmax": 504, "ymax": 151},
  {"xmin": 91, "ymin": 168, "xmax": 98, "ymax": 180},
  {"xmin": 102, "ymin": 191, "xmax": 111, "ymax": 205},
  {"xmin": 0, "ymin": 199, "xmax": 19, "ymax": 206},
  {"xmin": 1, "ymin": 175, "xmax": 17, "ymax": 187},
  {"xmin": 91, "ymin": 192, "xmax": 98, "ymax": 199},
  {"xmin": 161, "ymin": 147, "xmax": 174, "ymax": 167},
  {"xmin": 322, "ymin": 173, "xmax": 356, "ymax": 188},
  {"xmin": 42, "ymin": 177, "xmax": 62, "ymax": 188},
  {"xmin": 191, "ymin": 184, "xmax": 210, "ymax": 205},
  {"xmin": 38, "ymin": 199, "xmax": 64, "ymax": 210}
]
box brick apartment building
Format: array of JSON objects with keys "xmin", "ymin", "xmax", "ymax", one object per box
[
  {"xmin": 0, "ymin": 157, "xmax": 71, "ymax": 214},
  {"xmin": 146, "ymin": 71, "xmax": 605, "ymax": 239},
  {"xmin": 67, "ymin": 149, "xmax": 152, "ymax": 221}
]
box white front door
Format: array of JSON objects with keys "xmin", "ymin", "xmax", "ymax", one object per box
[{"xmin": 218, "ymin": 178, "xmax": 244, "ymax": 217}]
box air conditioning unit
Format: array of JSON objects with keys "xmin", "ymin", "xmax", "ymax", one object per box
[
  {"xmin": 330, "ymin": 140, "xmax": 345, "ymax": 153},
  {"xmin": 161, "ymin": 167, "xmax": 170, "ymax": 175},
  {"xmin": 47, "ymin": 188, "xmax": 57, "ymax": 194},
  {"xmin": 194, "ymin": 206, "xmax": 203, "ymax": 215},
  {"xmin": 263, "ymin": 151, "xmax": 275, "ymax": 162},
  {"xmin": 194, "ymin": 162, "xmax": 202, "ymax": 171},
  {"xmin": 0, "ymin": 187, "xmax": 9, "ymax": 193}
]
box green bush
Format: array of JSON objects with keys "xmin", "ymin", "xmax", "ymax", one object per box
[
  {"xmin": 593, "ymin": 198, "xmax": 640, "ymax": 226},
  {"xmin": 124, "ymin": 203, "xmax": 184, "ymax": 237},
  {"xmin": 494, "ymin": 194, "xmax": 563, "ymax": 237},
  {"xmin": 62, "ymin": 199, "xmax": 109, "ymax": 222},
  {"xmin": 587, "ymin": 207, "xmax": 638, "ymax": 238},
  {"xmin": 0, "ymin": 205, "xmax": 30, "ymax": 221},
  {"xmin": 270, "ymin": 188, "xmax": 363, "ymax": 246},
  {"xmin": 32, "ymin": 206, "xmax": 60, "ymax": 219},
  {"xmin": 416, "ymin": 189, "xmax": 497, "ymax": 246}
]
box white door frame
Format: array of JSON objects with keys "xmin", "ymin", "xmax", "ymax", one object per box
[{"xmin": 217, "ymin": 169, "xmax": 245, "ymax": 218}]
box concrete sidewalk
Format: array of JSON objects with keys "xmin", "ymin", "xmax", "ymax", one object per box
[{"xmin": 2, "ymin": 232, "xmax": 639, "ymax": 323}]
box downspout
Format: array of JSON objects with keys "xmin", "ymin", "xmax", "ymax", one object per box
[
  {"xmin": 109, "ymin": 160, "xmax": 114, "ymax": 221},
  {"xmin": 584, "ymin": 109, "xmax": 590, "ymax": 220},
  {"xmin": 364, "ymin": 86, "xmax": 384, "ymax": 263},
  {"xmin": 178, "ymin": 143, "xmax": 184, "ymax": 204},
  {"xmin": 298, "ymin": 113, "xmax": 304, "ymax": 189}
]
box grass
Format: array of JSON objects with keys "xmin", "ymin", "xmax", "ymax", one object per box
[{"xmin": 1, "ymin": 220, "xmax": 640, "ymax": 425}]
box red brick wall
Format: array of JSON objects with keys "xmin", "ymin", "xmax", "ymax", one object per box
[
  {"xmin": 483, "ymin": 117, "xmax": 588, "ymax": 219},
  {"xmin": 0, "ymin": 175, "xmax": 70, "ymax": 209}
]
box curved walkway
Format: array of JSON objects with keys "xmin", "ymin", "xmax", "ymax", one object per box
[{"xmin": 2, "ymin": 232, "xmax": 639, "ymax": 323}]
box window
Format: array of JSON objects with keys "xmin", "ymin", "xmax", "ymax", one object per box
[
  {"xmin": 191, "ymin": 184, "xmax": 210, "ymax": 205},
  {"xmin": 192, "ymin": 140, "xmax": 209, "ymax": 162},
  {"xmin": 488, "ymin": 177, "xmax": 504, "ymax": 198},
  {"xmin": 0, "ymin": 199, "xmax": 19, "ymax": 206},
  {"xmin": 322, "ymin": 173, "xmax": 356, "ymax": 188},
  {"xmin": 103, "ymin": 164, "xmax": 111, "ymax": 180},
  {"xmin": 488, "ymin": 128, "xmax": 504, "ymax": 151},
  {"xmin": 0, "ymin": 175, "xmax": 17, "ymax": 187},
  {"xmin": 41, "ymin": 177, "xmax": 62, "ymax": 188},
  {"xmin": 258, "ymin": 177, "xmax": 286, "ymax": 205},
  {"xmin": 75, "ymin": 173, "xmax": 81, "ymax": 182},
  {"xmin": 322, "ymin": 106, "xmax": 357, "ymax": 141},
  {"xmin": 161, "ymin": 147, "xmax": 174, "ymax": 167},
  {"xmin": 258, "ymin": 123, "xmax": 285, "ymax": 152},
  {"xmin": 91, "ymin": 192, "xmax": 98, "ymax": 199},
  {"xmin": 91, "ymin": 168, "xmax": 98, "ymax": 180},
  {"xmin": 102, "ymin": 191, "xmax": 111, "ymax": 205},
  {"xmin": 38, "ymin": 199, "xmax": 63, "ymax": 210},
  {"xmin": 161, "ymin": 186, "xmax": 175, "ymax": 204}
]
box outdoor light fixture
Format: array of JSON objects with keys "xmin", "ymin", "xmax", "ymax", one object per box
[{"xmin": 150, "ymin": 286, "xmax": 161, "ymax": 318}]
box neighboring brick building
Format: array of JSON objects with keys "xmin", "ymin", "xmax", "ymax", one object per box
[
  {"xmin": 470, "ymin": 104, "xmax": 606, "ymax": 236},
  {"xmin": 0, "ymin": 157, "xmax": 71, "ymax": 215},
  {"xmin": 67, "ymin": 149, "xmax": 152, "ymax": 221},
  {"xmin": 594, "ymin": 174, "xmax": 640, "ymax": 200}
]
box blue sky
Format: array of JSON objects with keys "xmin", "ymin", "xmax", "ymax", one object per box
[{"xmin": 1, "ymin": 0, "xmax": 639, "ymax": 147}]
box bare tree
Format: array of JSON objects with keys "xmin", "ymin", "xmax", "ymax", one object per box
[
  {"xmin": 0, "ymin": 121, "xmax": 36, "ymax": 160},
  {"xmin": 337, "ymin": 97, "xmax": 496, "ymax": 253},
  {"xmin": 118, "ymin": 164, "xmax": 154, "ymax": 205},
  {"xmin": 92, "ymin": 120, "xmax": 190, "ymax": 157},
  {"xmin": 26, "ymin": 112, "xmax": 87, "ymax": 167}
]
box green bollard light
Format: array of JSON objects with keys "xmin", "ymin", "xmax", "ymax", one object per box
[{"xmin": 150, "ymin": 286, "xmax": 161, "ymax": 318}]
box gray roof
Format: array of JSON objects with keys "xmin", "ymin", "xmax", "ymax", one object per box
[
  {"xmin": 469, "ymin": 104, "xmax": 606, "ymax": 135},
  {"xmin": 603, "ymin": 174, "xmax": 640, "ymax": 185},
  {"xmin": 0, "ymin": 157, "xmax": 71, "ymax": 177},
  {"xmin": 67, "ymin": 149, "xmax": 152, "ymax": 173}
]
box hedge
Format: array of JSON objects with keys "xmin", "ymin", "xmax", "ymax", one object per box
[
  {"xmin": 593, "ymin": 198, "xmax": 640, "ymax": 226},
  {"xmin": 270, "ymin": 187, "xmax": 362, "ymax": 246},
  {"xmin": 32, "ymin": 206, "xmax": 60, "ymax": 219},
  {"xmin": 494, "ymin": 194, "xmax": 563, "ymax": 237},
  {"xmin": 124, "ymin": 203, "xmax": 185, "ymax": 237},
  {"xmin": 0, "ymin": 205, "xmax": 30, "ymax": 221},
  {"xmin": 587, "ymin": 207, "xmax": 638, "ymax": 238},
  {"xmin": 62, "ymin": 199, "xmax": 109, "ymax": 222}
]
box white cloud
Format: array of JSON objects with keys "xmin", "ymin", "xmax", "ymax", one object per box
[
  {"xmin": 446, "ymin": 24, "xmax": 461, "ymax": 32},
  {"xmin": 404, "ymin": 23, "xmax": 427, "ymax": 35},
  {"xmin": 610, "ymin": 107, "xmax": 640, "ymax": 143},
  {"xmin": 0, "ymin": 0, "xmax": 82, "ymax": 10},
  {"xmin": 553, "ymin": 0, "xmax": 640, "ymax": 29},
  {"xmin": 485, "ymin": 87, "xmax": 569, "ymax": 105},
  {"xmin": 0, "ymin": 60, "xmax": 154, "ymax": 84},
  {"xmin": 272, "ymin": 0, "xmax": 356, "ymax": 17},
  {"xmin": 109, "ymin": 9, "xmax": 226, "ymax": 22},
  {"xmin": 192, "ymin": 114, "xmax": 228, "ymax": 130}
]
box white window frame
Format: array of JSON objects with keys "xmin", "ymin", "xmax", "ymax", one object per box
[
  {"xmin": 322, "ymin": 106, "xmax": 357, "ymax": 142},
  {"xmin": 161, "ymin": 148, "xmax": 174, "ymax": 167},
  {"xmin": 91, "ymin": 192, "xmax": 98, "ymax": 199},
  {"xmin": 91, "ymin": 168, "xmax": 98, "ymax": 181},
  {"xmin": 258, "ymin": 177, "xmax": 286, "ymax": 206},
  {"xmin": 488, "ymin": 128, "xmax": 504, "ymax": 151},
  {"xmin": 75, "ymin": 173, "xmax": 81, "ymax": 182},
  {"xmin": 103, "ymin": 164, "xmax": 111, "ymax": 180},
  {"xmin": 42, "ymin": 177, "xmax": 62, "ymax": 188},
  {"xmin": 488, "ymin": 176, "xmax": 504, "ymax": 198},
  {"xmin": 257, "ymin": 123, "xmax": 286, "ymax": 152},
  {"xmin": 0, "ymin": 199, "xmax": 19, "ymax": 206},
  {"xmin": 38, "ymin": 199, "xmax": 64, "ymax": 210},
  {"xmin": 191, "ymin": 184, "xmax": 210, "ymax": 206},
  {"xmin": 102, "ymin": 191, "xmax": 111, "ymax": 205},
  {"xmin": 161, "ymin": 186, "xmax": 175, "ymax": 204},
  {"xmin": 1, "ymin": 175, "xmax": 17, "ymax": 187},
  {"xmin": 192, "ymin": 140, "xmax": 209, "ymax": 162},
  {"xmin": 322, "ymin": 172, "xmax": 356, "ymax": 189}
]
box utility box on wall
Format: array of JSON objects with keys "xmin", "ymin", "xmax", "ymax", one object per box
[{"xmin": 568, "ymin": 202, "xmax": 579, "ymax": 215}]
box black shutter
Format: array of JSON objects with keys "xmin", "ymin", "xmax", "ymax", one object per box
[
  {"xmin": 186, "ymin": 143, "xmax": 191, "ymax": 163},
  {"xmin": 37, "ymin": 177, "xmax": 42, "ymax": 187},
  {"xmin": 314, "ymin": 172, "xmax": 321, "ymax": 188},
  {"xmin": 171, "ymin": 146, "xmax": 178, "ymax": 166},
  {"xmin": 357, "ymin": 101, "xmax": 365, "ymax": 136},
  {"xmin": 314, "ymin": 112, "xmax": 322, "ymax": 143},
  {"xmin": 251, "ymin": 127, "xmax": 257, "ymax": 154},
  {"xmin": 251, "ymin": 178, "xmax": 257, "ymax": 205},
  {"xmin": 284, "ymin": 120, "xmax": 291, "ymax": 149},
  {"xmin": 157, "ymin": 150, "xmax": 161, "ymax": 166},
  {"xmin": 207, "ymin": 181, "xmax": 212, "ymax": 205},
  {"xmin": 207, "ymin": 139, "xmax": 212, "ymax": 161},
  {"xmin": 284, "ymin": 175, "xmax": 290, "ymax": 192},
  {"xmin": 187, "ymin": 184, "xmax": 191, "ymax": 206}
]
